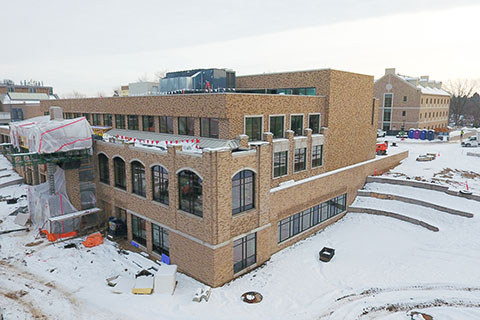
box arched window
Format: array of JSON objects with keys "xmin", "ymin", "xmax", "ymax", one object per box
[
  {"xmin": 113, "ymin": 157, "xmax": 126, "ymax": 190},
  {"xmin": 152, "ymin": 165, "xmax": 169, "ymax": 205},
  {"xmin": 131, "ymin": 161, "xmax": 146, "ymax": 197},
  {"xmin": 178, "ymin": 170, "xmax": 202, "ymax": 217},
  {"xmin": 232, "ymin": 170, "xmax": 255, "ymax": 215},
  {"xmin": 98, "ymin": 154, "xmax": 110, "ymax": 184}
]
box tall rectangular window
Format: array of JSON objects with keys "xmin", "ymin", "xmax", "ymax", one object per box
[
  {"xmin": 74, "ymin": 113, "xmax": 82, "ymax": 118},
  {"xmin": 92, "ymin": 114, "xmax": 101, "ymax": 126},
  {"xmin": 178, "ymin": 117, "xmax": 194, "ymax": 135},
  {"xmin": 309, "ymin": 114, "xmax": 320, "ymax": 134},
  {"xmin": 115, "ymin": 115, "xmax": 125, "ymax": 129},
  {"xmin": 128, "ymin": 115, "xmax": 139, "ymax": 130},
  {"xmin": 200, "ymin": 118, "xmax": 219, "ymax": 138},
  {"xmin": 402, "ymin": 111, "xmax": 406, "ymax": 117},
  {"xmin": 159, "ymin": 116, "xmax": 173, "ymax": 134},
  {"xmin": 152, "ymin": 224, "xmax": 169, "ymax": 257},
  {"xmin": 273, "ymin": 151, "xmax": 288, "ymax": 178},
  {"xmin": 294, "ymin": 148, "xmax": 306, "ymax": 172},
  {"xmin": 384, "ymin": 94, "xmax": 393, "ymax": 109},
  {"xmin": 83, "ymin": 113, "xmax": 91, "ymax": 123},
  {"xmin": 233, "ymin": 233, "xmax": 256, "ymax": 273},
  {"xmin": 269, "ymin": 115, "xmax": 284, "ymax": 138},
  {"xmin": 290, "ymin": 115, "xmax": 303, "ymax": 136},
  {"xmin": 142, "ymin": 116, "xmax": 155, "ymax": 132},
  {"xmin": 131, "ymin": 215, "xmax": 146, "ymax": 246},
  {"xmin": 245, "ymin": 116, "xmax": 262, "ymax": 141},
  {"xmin": 103, "ymin": 114, "xmax": 112, "ymax": 127},
  {"xmin": 312, "ymin": 145, "xmax": 323, "ymax": 168}
]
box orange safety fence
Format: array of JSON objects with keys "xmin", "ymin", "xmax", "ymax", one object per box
[{"xmin": 42, "ymin": 229, "xmax": 78, "ymax": 242}]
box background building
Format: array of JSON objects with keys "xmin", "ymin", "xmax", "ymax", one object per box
[
  {"xmin": 128, "ymin": 81, "xmax": 160, "ymax": 96},
  {"xmin": 374, "ymin": 68, "xmax": 450, "ymax": 133},
  {"xmin": 160, "ymin": 68, "xmax": 235, "ymax": 94},
  {"xmin": 0, "ymin": 79, "xmax": 57, "ymax": 121}
]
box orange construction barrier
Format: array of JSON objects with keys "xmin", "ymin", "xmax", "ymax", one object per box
[
  {"xmin": 42, "ymin": 230, "xmax": 78, "ymax": 242},
  {"xmin": 82, "ymin": 233, "xmax": 104, "ymax": 248}
]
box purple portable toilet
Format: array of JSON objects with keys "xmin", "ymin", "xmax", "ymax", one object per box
[{"xmin": 414, "ymin": 129, "xmax": 420, "ymax": 139}]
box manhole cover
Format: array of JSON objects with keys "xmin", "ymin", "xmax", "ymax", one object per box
[{"xmin": 241, "ymin": 291, "xmax": 263, "ymax": 304}]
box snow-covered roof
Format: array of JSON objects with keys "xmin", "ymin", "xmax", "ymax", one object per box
[
  {"xmin": 8, "ymin": 92, "xmax": 50, "ymax": 100},
  {"xmin": 105, "ymin": 129, "xmax": 240, "ymax": 150},
  {"xmin": 418, "ymin": 86, "xmax": 450, "ymax": 96}
]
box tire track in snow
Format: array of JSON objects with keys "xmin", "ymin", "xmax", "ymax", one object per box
[{"xmin": 316, "ymin": 284, "xmax": 480, "ymax": 319}]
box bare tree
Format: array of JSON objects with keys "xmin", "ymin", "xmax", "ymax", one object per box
[
  {"xmin": 444, "ymin": 79, "xmax": 479, "ymax": 126},
  {"xmin": 62, "ymin": 90, "xmax": 87, "ymax": 99},
  {"xmin": 137, "ymin": 72, "xmax": 150, "ymax": 82},
  {"xmin": 154, "ymin": 69, "xmax": 168, "ymax": 81}
]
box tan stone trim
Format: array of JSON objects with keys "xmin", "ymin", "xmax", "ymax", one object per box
[{"xmin": 127, "ymin": 208, "xmax": 271, "ymax": 250}]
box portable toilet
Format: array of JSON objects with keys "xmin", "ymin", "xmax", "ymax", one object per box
[
  {"xmin": 408, "ymin": 128, "xmax": 414, "ymax": 139},
  {"xmin": 420, "ymin": 130, "xmax": 427, "ymax": 140},
  {"xmin": 427, "ymin": 130, "xmax": 435, "ymax": 141},
  {"xmin": 414, "ymin": 129, "xmax": 420, "ymax": 139}
]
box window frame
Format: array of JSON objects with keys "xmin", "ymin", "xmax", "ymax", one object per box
[
  {"xmin": 142, "ymin": 115, "xmax": 155, "ymax": 132},
  {"xmin": 152, "ymin": 223, "xmax": 169, "ymax": 257},
  {"xmin": 128, "ymin": 115, "xmax": 139, "ymax": 130},
  {"xmin": 103, "ymin": 114, "xmax": 113, "ymax": 127},
  {"xmin": 294, "ymin": 147, "xmax": 307, "ymax": 172},
  {"xmin": 308, "ymin": 113, "xmax": 321, "ymax": 134},
  {"xmin": 244, "ymin": 115, "xmax": 263, "ymax": 142},
  {"xmin": 290, "ymin": 114, "xmax": 304, "ymax": 136},
  {"xmin": 178, "ymin": 117, "xmax": 195, "ymax": 136},
  {"xmin": 200, "ymin": 118, "xmax": 219, "ymax": 138},
  {"xmin": 113, "ymin": 157, "xmax": 126, "ymax": 190},
  {"xmin": 268, "ymin": 114, "xmax": 285, "ymax": 139},
  {"xmin": 152, "ymin": 165, "xmax": 169, "ymax": 206},
  {"xmin": 159, "ymin": 116, "xmax": 174, "ymax": 134},
  {"xmin": 115, "ymin": 114, "xmax": 126, "ymax": 129},
  {"xmin": 178, "ymin": 170, "xmax": 203, "ymax": 217},
  {"xmin": 131, "ymin": 215, "xmax": 147, "ymax": 246},
  {"xmin": 98, "ymin": 153, "xmax": 110, "ymax": 185},
  {"xmin": 273, "ymin": 150, "xmax": 288, "ymax": 178},
  {"xmin": 131, "ymin": 160, "xmax": 146, "ymax": 197},
  {"xmin": 232, "ymin": 170, "xmax": 255, "ymax": 215},
  {"xmin": 233, "ymin": 233, "xmax": 257, "ymax": 274},
  {"xmin": 311, "ymin": 144, "xmax": 323, "ymax": 168}
]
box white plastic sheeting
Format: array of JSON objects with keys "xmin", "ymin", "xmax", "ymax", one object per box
[
  {"xmin": 27, "ymin": 166, "xmax": 79, "ymax": 235},
  {"xmin": 10, "ymin": 116, "xmax": 93, "ymax": 154}
]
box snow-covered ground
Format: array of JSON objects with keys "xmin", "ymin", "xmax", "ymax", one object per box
[{"xmin": 1, "ymin": 135, "xmax": 480, "ymax": 319}]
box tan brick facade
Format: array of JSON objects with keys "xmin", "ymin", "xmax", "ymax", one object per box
[{"xmin": 12, "ymin": 68, "xmax": 406, "ymax": 287}]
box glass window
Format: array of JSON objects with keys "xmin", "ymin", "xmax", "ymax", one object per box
[
  {"xmin": 128, "ymin": 115, "xmax": 139, "ymax": 130},
  {"xmin": 321, "ymin": 202, "xmax": 329, "ymax": 221},
  {"xmin": 403, "ymin": 96, "xmax": 407, "ymax": 102},
  {"xmin": 142, "ymin": 116, "xmax": 155, "ymax": 132},
  {"xmin": 232, "ymin": 170, "xmax": 254, "ymax": 215},
  {"xmin": 402, "ymin": 111, "xmax": 406, "ymax": 117},
  {"xmin": 384, "ymin": 94, "xmax": 393, "ymax": 108},
  {"xmin": 152, "ymin": 223, "xmax": 169, "ymax": 257},
  {"xmin": 309, "ymin": 114, "xmax": 320, "ymax": 134},
  {"xmin": 233, "ymin": 233, "xmax": 256, "ymax": 273},
  {"xmin": 113, "ymin": 157, "xmax": 126, "ymax": 190},
  {"xmin": 131, "ymin": 161, "xmax": 146, "ymax": 197},
  {"xmin": 152, "ymin": 165, "xmax": 169, "ymax": 205},
  {"xmin": 290, "ymin": 115, "xmax": 303, "ymax": 136},
  {"xmin": 273, "ymin": 151, "xmax": 288, "ymax": 178},
  {"xmin": 98, "ymin": 154, "xmax": 109, "ymax": 184},
  {"xmin": 131, "ymin": 215, "xmax": 146, "ymax": 246},
  {"xmin": 103, "ymin": 114, "xmax": 112, "ymax": 127},
  {"xmin": 115, "ymin": 115, "xmax": 125, "ymax": 129},
  {"xmin": 312, "ymin": 145, "xmax": 323, "ymax": 168},
  {"xmin": 200, "ymin": 118, "xmax": 219, "ymax": 138},
  {"xmin": 245, "ymin": 117, "xmax": 262, "ymax": 141},
  {"xmin": 178, "ymin": 170, "xmax": 203, "ymax": 217},
  {"xmin": 159, "ymin": 116, "xmax": 173, "ymax": 134},
  {"xmin": 92, "ymin": 114, "xmax": 101, "ymax": 126},
  {"xmin": 83, "ymin": 113, "xmax": 91, "ymax": 123},
  {"xmin": 74, "ymin": 113, "xmax": 82, "ymax": 118},
  {"xmin": 64, "ymin": 112, "xmax": 73, "ymax": 119},
  {"xmin": 305, "ymin": 88, "xmax": 316, "ymax": 96},
  {"xmin": 178, "ymin": 117, "xmax": 194, "ymax": 135},
  {"xmin": 269, "ymin": 115, "xmax": 284, "ymax": 138},
  {"xmin": 294, "ymin": 148, "xmax": 306, "ymax": 172}
]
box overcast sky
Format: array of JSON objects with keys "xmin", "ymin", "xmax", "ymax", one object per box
[{"xmin": 1, "ymin": 0, "xmax": 479, "ymax": 96}]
